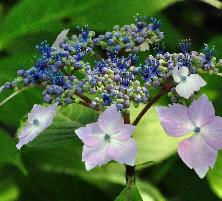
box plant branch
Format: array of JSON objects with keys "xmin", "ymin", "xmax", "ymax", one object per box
[
  {"xmin": 123, "ymin": 111, "xmax": 136, "ymax": 188},
  {"xmin": 74, "ymin": 91, "xmax": 93, "ymax": 104},
  {"xmin": 0, "ymin": 87, "xmax": 28, "ymax": 107},
  {"xmin": 132, "ymin": 81, "xmax": 173, "ymax": 126},
  {"xmin": 79, "ymin": 100, "xmax": 99, "ymax": 111},
  {"xmin": 75, "ymin": 91, "xmax": 100, "ymax": 111}
]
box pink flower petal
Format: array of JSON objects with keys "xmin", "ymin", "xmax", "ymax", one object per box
[
  {"xmin": 201, "ymin": 116, "xmax": 222, "ymax": 150},
  {"xmin": 156, "ymin": 104, "xmax": 194, "ymax": 137},
  {"xmin": 82, "ymin": 144, "xmax": 109, "ymax": 171},
  {"xmin": 75, "ymin": 123, "xmax": 104, "ymax": 147},
  {"xmin": 98, "ymin": 105, "xmax": 124, "ymax": 134},
  {"xmin": 16, "ymin": 104, "xmax": 58, "ymax": 150},
  {"xmin": 107, "ymin": 139, "xmax": 137, "ymax": 166},
  {"xmin": 28, "ymin": 103, "xmax": 58, "ymax": 127},
  {"xmin": 178, "ymin": 134, "xmax": 217, "ymax": 178},
  {"xmin": 188, "ymin": 94, "xmax": 215, "ymax": 127},
  {"xmin": 16, "ymin": 124, "xmax": 44, "ymax": 150},
  {"xmin": 113, "ymin": 124, "xmax": 136, "ymax": 141}
]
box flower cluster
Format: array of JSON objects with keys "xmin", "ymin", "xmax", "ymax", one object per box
[
  {"xmin": 1, "ymin": 16, "xmax": 221, "ymax": 111},
  {"xmin": 1, "ymin": 16, "xmax": 222, "ymax": 179},
  {"xmin": 92, "ymin": 15, "xmax": 163, "ymax": 52}
]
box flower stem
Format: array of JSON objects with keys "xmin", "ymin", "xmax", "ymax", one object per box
[
  {"xmin": 123, "ymin": 111, "xmax": 136, "ymax": 188},
  {"xmin": 0, "ymin": 87, "xmax": 28, "ymax": 107},
  {"xmin": 74, "ymin": 91, "xmax": 93, "ymax": 104},
  {"xmin": 79, "ymin": 100, "xmax": 99, "ymax": 111},
  {"xmin": 75, "ymin": 92, "xmax": 100, "ymax": 111},
  {"xmin": 132, "ymin": 81, "xmax": 173, "ymax": 126}
]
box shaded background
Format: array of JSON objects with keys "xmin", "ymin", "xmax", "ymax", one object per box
[{"xmin": 0, "ymin": 0, "xmax": 222, "ymax": 200}]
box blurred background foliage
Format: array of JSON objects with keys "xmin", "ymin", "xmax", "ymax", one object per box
[{"xmin": 0, "ymin": 0, "xmax": 222, "ymax": 200}]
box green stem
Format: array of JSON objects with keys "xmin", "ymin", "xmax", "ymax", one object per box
[
  {"xmin": 132, "ymin": 81, "xmax": 173, "ymax": 126},
  {"xmin": 123, "ymin": 111, "xmax": 136, "ymax": 188},
  {"xmin": 0, "ymin": 87, "xmax": 28, "ymax": 107}
]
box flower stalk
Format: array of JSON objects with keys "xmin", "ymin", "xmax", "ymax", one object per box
[{"xmin": 123, "ymin": 111, "xmax": 136, "ymax": 188}]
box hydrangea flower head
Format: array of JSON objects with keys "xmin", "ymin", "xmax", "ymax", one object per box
[
  {"xmin": 16, "ymin": 103, "xmax": 58, "ymax": 149},
  {"xmin": 173, "ymin": 66, "xmax": 206, "ymax": 99},
  {"xmin": 75, "ymin": 105, "xmax": 137, "ymax": 171},
  {"xmin": 156, "ymin": 94, "xmax": 222, "ymax": 178}
]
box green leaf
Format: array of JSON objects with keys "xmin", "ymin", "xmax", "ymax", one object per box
[
  {"xmin": 0, "ymin": 0, "xmax": 99, "ymax": 49},
  {"xmin": 115, "ymin": 185, "xmax": 143, "ymax": 201},
  {"xmin": 0, "ymin": 129, "xmax": 24, "ymax": 171},
  {"xmin": 0, "ymin": 0, "xmax": 178, "ymax": 49},
  {"xmin": 77, "ymin": 0, "xmax": 178, "ymax": 31},
  {"xmin": 0, "ymin": 165, "xmax": 23, "ymax": 201},
  {"xmin": 208, "ymin": 152, "xmax": 222, "ymax": 199},
  {"xmin": 131, "ymin": 106, "xmax": 183, "ymax": 165}
]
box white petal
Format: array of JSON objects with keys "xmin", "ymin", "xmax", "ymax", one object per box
[
  {"xmin": 52, "ymin": 29, "xmax": 70, "ymax": 48},
  {"xmin": 173, "ymin": 67, "xmax": 189, "ymax": 83},
  {"xmin": 187, "ymin": 74, "xmax": 206, "ymax": 91},
  {"xmin": 179, "ymin": 66, "xmax": 189, "ymax": 77},
  {"xmin": 175, "ymin": 74, "xmax": 206, "ymax": 99}
]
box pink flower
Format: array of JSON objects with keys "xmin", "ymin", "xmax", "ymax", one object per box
[
  {"xmin": 75, "ymin": 105, "xmax": 137, "ymax": 171},
  {"xmin": 16, "ymin": 104, "xmax": 58, "ymax": 150},
  {"xmin": 156, "ymin": 94, "xmax": 222, "ymax": 178}
]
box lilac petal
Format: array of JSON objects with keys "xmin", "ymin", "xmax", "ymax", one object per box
[
  {"xmin": 156, "ymin": 104, "xmax": 194, "ymax": 137},
  {"xmin": 178, "ymin": 134, "xmax": 217, "ymax": 178},
  {"xmin": 98, "ymin": 105, "xmax": 124, "ymax": 134},
  {"xmin": 17, "ymin": 104, "xmax": 58, "ymax": 150},
  {"xmin": 82, "ymin": 144, "xmax": 109, "ymax": 171},
  {"xmin": 75, "ymin": 123, "xmax": 104, "ymax": 147},
  {"xmin": 16, "ymin": 124, "xmax": 45, "ymax": 150},
  {"xmin": 28, "ymin": 103, "xmax": 58, "ymax": 127},
  {"xmin": 113, "ymin": 124, "xmax": 136, "ymax": 141},
  {"xmin": 52, "ymin": 29, "xmax": 70, "ymax": 48},
  {"xmin": 201, "ymin": 116, "xmax": 222, "ymax": 150},
  {"xmin": 175, "ymin": 74, "xmax": 206, "ymax": 99},
  {"xmin": 107, "ymin": 139, "xmax": 137, "ymax": 166},
  {"xmin": 188, "ymin": 94, "xmax": 215, "ymax": 127}
]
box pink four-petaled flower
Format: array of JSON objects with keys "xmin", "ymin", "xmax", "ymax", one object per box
[
  {"xmin": 75, "ymin": 105, "xmax": 137, "ymax": 171},
  {"xmin": 16, "ymin": 103, "xmax": 58, "ymax": 150},
  {"xmin": 156, "ymin": 94, "xmax": 222, "ymax": 178}
]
